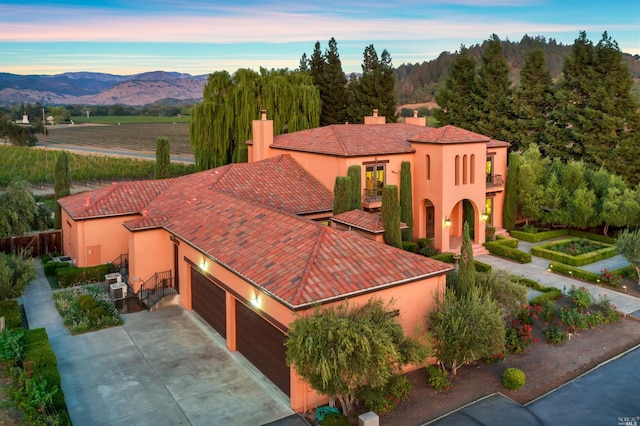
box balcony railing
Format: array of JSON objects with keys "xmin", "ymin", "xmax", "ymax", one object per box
[{"xmin": 486, "ymin": 174, "xmax": 504, "ymax": 188}]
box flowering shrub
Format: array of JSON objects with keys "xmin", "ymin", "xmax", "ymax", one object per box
[
  {"xmin": 546, "ymin": 238, "xmax": 606, "ymax": 256},
  {"xmin": 543, "ymin": 323, "xmax": 568, "ymax": 344},
  {"xmin": 426, "ymin": 365, "xmax": 451, "ymax": 391},
  {"xmin": 53, "ymin": 285, "xmax": 122, "ymax": 334},
  {"xmin": 596, "ymin": 295, "xmax": 620, "ymax": 323},
  {"xmin": 600, "ymin": 269, "xmax": 622, "ymax": 288},
  {"xmin": 568, "ymin": 286, "xmax": 593, "ymax": 310},
  {"xmin": 358, "ymin": 375, "xmax": 412, "ymax": 414},
  {"xmin": 484, "ymin": 351, "xmax": 505, "ymax": 364},
  {"xmin": 515, "ymin": 304, "xmax": 541, "ymax": 325},
  {"xmin": 505, "ymin": 318, "xmax": 537, "ymax": 354}
]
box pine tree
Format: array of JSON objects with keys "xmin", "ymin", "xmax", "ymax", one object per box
[
  {"xmin": 473, "ymin": 34, "xmax": 513, "ymax": 140},
  {"xmin": 381, "ymin": 185, "xmax": 402, "ymax": 248},
  {"xmin": 54, "ymin": 151, "xmax": 71, "ymax": 229},
  {"xmin": 321, "ymin": 38, "xmax": 348, "ymax": 125},
  {"xmin": 190, "ymin": 69, "xmax": 320, "ymax": 170},
  {"xmin": 155, "ymin": 137, "xmax": 170, "ymax": 179},
  {"xmin": 347, "ymin": 45, "xmax": 398, "ymax": 123},
  {"xmin": 347, "ymin": 165, "xmax": 362, "ymax": 210},
  {"xmin": 400, "ymin": 161, "xmax": 413, "ymax": 241},
  {"xmin": 433, "ymin": 46, "xmax": 478, "ymax": 128},
  {"xmin": 512, "ymin": 47, "xmax": 555, "ymax": 153},
  {"xmin": 333, "ymin": 176, "xmax": 352, "ymax": 215},
  {"xmin": 298, "ymin": 53, "xmax": 309, "ymax": 72}
]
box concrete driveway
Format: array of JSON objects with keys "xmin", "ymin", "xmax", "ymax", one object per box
[{"xmin": 23, "ymin": 267, "xmax": 296, "ymax": 426}]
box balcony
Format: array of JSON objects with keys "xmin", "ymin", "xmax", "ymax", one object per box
[
  {"xmin": 362, "ymin": 188, "xmax": 383, "ymax": 210},
  {"xmin": 486, "ymin": 174, "xmax": 504, "ymax": 189}
]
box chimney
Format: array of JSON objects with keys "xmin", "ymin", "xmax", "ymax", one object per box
[
  {"xmin": 84, "ymin": 196, "xmax": 91, "ymax": 207},
  {"xmin": 405, "ymin": 109, "xmax": 426, "ymax": 127},
  {"xmin": 249, "ymin": 110, "xmax": 273, "ymax": 162},
  {"xmin": 142, "ymin": 210, "xmax": 148, "ymax": 217},
  {"xmin": 364, "ymin": 109, "xmax": 386, "ymax": 125}
]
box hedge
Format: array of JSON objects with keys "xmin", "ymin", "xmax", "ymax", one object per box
[
  {"xmin": 530, "ymin": 289, "xmax": 563, "ymax": 305},
  {"xmin": 510, "ymin": 229, "xmax": 568, "ymax": 242},
  {"xmin": 0, "ymin": 300, "xmax": 22, "ymax": 329},
  {"xmin": 23, "ymin": 328, "xmax": 67, "ymax": 414},
  {"xmin": 548, "ymin": 262, "xmax": 633, "ymax": 285},
  {"xmin": 402, "ymin": 241, "xmax": 419, "ymax": 254},
  {"xmin": 430, "ymin": 252, "xmax": 492, "ymax": 272},
  {"xmin": 56, "ymin": 263, "xmax": 115, "ymax": 288},
  {"xmin": 531, "ymin": 239, "xmax": 617, "ymax": 266},
  {"xmin": 484, "ymin": 240, "xmax": 532, "ymax": 263},
  {"xmin": 44, "ymin": 261, "xmax": 72, "ymax": 277}
]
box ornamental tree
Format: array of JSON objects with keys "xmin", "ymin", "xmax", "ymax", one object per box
[
  {"xmin": 155, "ymin": 136, "xmax": 170, "ymax": 179},
  {"xmin": 53, "ymin": 150, "xmax": 71, "ymax": 229},
  {"xmin": 347, "ymin": 165, "xmax": 362, "ymax": 210},
  {"xmin": 286, "ymin": 298, "xmax": 429, "ymax": 415},
  {"xmin": 0, "ymin": 181, "xmax": 38, "ymax": 238},
  {"xmin": 615, "ymin": 227, "xmax": 640, "ymax": 287},
  {"xmin": 381, "ymin": 185, "xmax": 402, "ymax": 248},
  {"xmin": 333, "ymin": 176, "xmax": 351, "ymax": 215}
]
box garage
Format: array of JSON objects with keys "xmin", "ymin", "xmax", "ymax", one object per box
[
  {"xmin": 235, "ymin": 300, "xmax": 290, "ymax": 396},
  {"xmin": 191, "ymin": 267, "xmax": 226, "ymax": 339}
]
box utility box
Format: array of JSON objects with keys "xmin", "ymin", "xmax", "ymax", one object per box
[{"xmin": 358, "ymin": 411, "xmax": 379, "ymax": 426}]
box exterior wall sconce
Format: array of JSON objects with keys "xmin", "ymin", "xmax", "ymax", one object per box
[
  {"xmin": 444, "ymin": 217, "xmax": 452, "ymax": 227},
  {"xmin": 199, "ymin": 260, "xmax": 207, "ymax": 270},
  {"xmin": 481, "ymin": 211, "xmax": 489, "ymax": 222},
  {"xmin": 251, "ymin": 295, "xmax": 261, "ymax": 308}
]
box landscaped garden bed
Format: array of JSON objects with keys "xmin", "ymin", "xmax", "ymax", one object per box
[
  {"xmin": 53, "ymin": 285, "xmax": 123, "ymax": 334},
  {"xmin": 531, "ymin": 237, "xmax": 616, "ymax": 266}
]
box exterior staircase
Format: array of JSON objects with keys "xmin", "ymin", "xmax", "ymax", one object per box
[{"xmin": 449, "ymin": 236, "xmax": 489, "ymax": 257}]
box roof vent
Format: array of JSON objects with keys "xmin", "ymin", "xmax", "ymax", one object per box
[{"xmin": 84, "ymin": 196, "xmax": 90, "ymax": 207}]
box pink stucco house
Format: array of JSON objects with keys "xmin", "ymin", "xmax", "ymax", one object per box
[{"xmin": 58, "ymin": 110, "xmax": 508, "ymax": 412}]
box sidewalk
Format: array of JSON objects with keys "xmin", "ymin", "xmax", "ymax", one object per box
[{"xmin": 476, "ymin": 240, "xmax": 640, "ymax": 316}]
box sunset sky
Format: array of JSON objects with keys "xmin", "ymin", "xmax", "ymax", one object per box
[{"xmin": 1, "ymin": 0, "xmax": 638, "ymax": 76}]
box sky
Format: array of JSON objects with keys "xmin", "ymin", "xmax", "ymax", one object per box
[{"xmin": 1, "ymin": 0, "xmax": 639, "ymax": 76}]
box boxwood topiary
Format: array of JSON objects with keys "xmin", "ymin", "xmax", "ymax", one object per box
[
  {"xmin": 0, "ymin": 300, "xmax": 23, "ymax": 329},
  {"xmin": 502, "ymin": 367, "xmax": 526, "ymax": 390}
]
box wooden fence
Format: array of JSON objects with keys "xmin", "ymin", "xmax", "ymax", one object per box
[{"xmin": 0, "ymin": 230, "xmax": 63, "ymax": 257}]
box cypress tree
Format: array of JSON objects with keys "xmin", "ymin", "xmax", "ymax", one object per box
[
  {"xmin": 434, "ymin": 46, "xmax": 478, "ymax": 129},
  {"xmin": 190, "ymin": 69, "xmax": 320, "ymax": 170},
  {"xmin": 502, "ymin": 153, "xmax": 520, "ymax": 231},
  {"xmin": 53, "ymin": 151, "xmax": 71, "ymax": 229},
  {"xmin": 400, "ymin": 161, "xmax": 413, "ymax": 241},
  {"xmin": 381, "ymin": 185, "xmax": 402, "ymax": 249},
  {"xmin": 457, "ymin": 221, "xmax": 476, "ymax": 298},
  {"xmin": 155, "ymin": 136, "xmax": 170, "ymax": 179},
  {"xmin": 333, "ymin": 176, "xmax": 352, "ymax": 215},
  {"xmin": 473, "ymin": 34, "xmax": 513, "ymax": 140},
  {"xmin": 347, "ymin": 165, "xmax": 362, "ymax": 210}
]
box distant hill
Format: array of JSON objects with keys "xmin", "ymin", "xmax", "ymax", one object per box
[
  {"xmin": 394, "ymin": 35, "xmax": 640, "ymax": 105},
  {"xmin": 0, "ymin": 71, "xmax": 207, "ymax": 106}
]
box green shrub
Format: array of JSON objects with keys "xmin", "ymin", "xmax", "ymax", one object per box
[
  {"xmin": 485, "ymin": 240, "xmax": 532, "ymax": 263},
  {"xmin": 474, "ymin": 260, "xmax": 492, "ymax": 273},
  {"xmin": 0, "ymin": 329, "xmax": 24, "ymax": 362},
  {"xmin": 530, "ymin": 290, "xmax": 562, "ymax": 307},
  {"xmin": 322, "ymin": 412, "xmax": 349, "ymax": 426},
  {"xmin": 56, "ymin": 263, "xmax": 115, "ymax": 288},
  {"xmin": 543, "ymin": 323, "xmax": 568, "ymax": 344},
  {"xmin": 44, "ymin": 261, "xmax": 57, "ymax": 277},
  {"xmin": 0, "ymin": 299, "xmax": 23, "ymax": 329},
  {"xmin": 567, "ymin": 286, "xmax": 593, "ymax": 310},
  {"xmin": 426, "ymin": 365, "xmax": 450, "ymax": 391},
  {"xmin": 40, "ymin": 254, "xmax": 52, "ymax": 264},
  {"xmin": 0, "ymin": 252, "xmax": 36, "ymax": 300},
  {"xmin": 402, "ymin": 241, "xmax": 419, "ymax": 254},
  {"xmin": 502, "ymin": 367, "xmax": 526, "ymax": 390},
  {"xmin": 485, "ymin": 225, "xmax": 496, "ymax": 242},
  {"xmin": 358, "ymin": 374, "xmax": 412, "ymax": 414},
  {"xmin": 431, "ymin": 252, "xmax": 455, "ymax": 263},
  {"xmin": 569, "ymin": 230, "xmax": 615, "ymax": 244},
  {"xmin": 510, "ymin": 229, "xmax": 568, "ymax": 242},
  {"xmin": 22, "ymin": 328, "xmax": 66, "ymax": 413},
  {"xmin": 417, "ymin": 238, "xmax": 437, "ymax": 257}
]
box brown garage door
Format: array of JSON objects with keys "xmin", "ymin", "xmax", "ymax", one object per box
[
  {"xmin": 236, "ymin": 300, "xmax": 290, "ymax": 396},
  {"xmin": 191, "ymin": 267, "xmax": 226, "ymax": 339}
]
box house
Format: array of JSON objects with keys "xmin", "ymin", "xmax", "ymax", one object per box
[
  {"xmin": 59, "ymin": 153, "xmax": 453, "ymax": 412},
  {"xmin": 248, "ymin": 109, "xmax": 510, "ymax": 253}
]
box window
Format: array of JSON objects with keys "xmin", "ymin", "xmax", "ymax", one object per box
[
  {"xmin": 470, "ymin": 154, "xmax": 475, "ymax": 184},
  {"xmin": 365, "ymin": 164, "xmax": 385, "ymax": 198},
  {"xmin": 485, "ymin": 197, "xmax": 494, "ymax": 224},
  {"xmin": 463, "ymin": 154, "xmax": 468, "ymax": 184},
  {"xmin": 426, "ymin": 154, "xmax": 431, "ymax": 180},
  {"xmin": 455, "ymin": 155, "xmax": 460, "ymax": 185},
  {"xmin": 486, "ymin": 155, "xmax": 495, "ymax": 184}
]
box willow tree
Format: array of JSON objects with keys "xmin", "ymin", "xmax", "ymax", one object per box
[
  {"xmin": 155, "ymin": 137, "xmax": 170, "ymax": 179},
  {"xmin": 190, "ymin": 68, "xmax": 321, "ymax": 170}
]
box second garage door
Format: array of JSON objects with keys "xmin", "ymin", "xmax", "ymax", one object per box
[{"xmin": 235, "ymin": 300, "xmax": 290, "ymax": 396}]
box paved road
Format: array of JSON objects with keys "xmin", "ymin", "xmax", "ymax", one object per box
[{"xmin": 34, "ymin": 141, "xmax": 195, "ymax": 164}]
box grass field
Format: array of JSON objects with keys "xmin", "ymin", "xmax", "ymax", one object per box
[
  {"xmin": 41, "ymin": 122, "xmax": 193, "ymax": 155},
  {"xmin": 71, "ymin": 115, "xmax": 190, "ymax": 124}
]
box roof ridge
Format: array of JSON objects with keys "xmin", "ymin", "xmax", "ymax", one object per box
[
  {"xmin": 291, "ymin": 225, "xmax": 326, "ymax": 305},
  {"xmin": 80, "ymin": 182, "xmax": 121, "ymax": 214},
  {"xmin": 332, "ymin": 125, "xmax": 349, "ymax": 155}
]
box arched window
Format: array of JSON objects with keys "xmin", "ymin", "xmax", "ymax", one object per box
[
  {"xmin": 426, "ymin": 154, "xmax": 431, "ymax": 180},
  {"xmin": 455, "ymin": 155, "xmax": 460, "ymax": 186},
  {"xmin": 470, "ymin": 154, "xmax": 475, "ymax": 184},
  {"xmin": 463, "ymin": 154, "xmax": 468, "ymax": 184}
]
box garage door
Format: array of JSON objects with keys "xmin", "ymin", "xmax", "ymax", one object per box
[
  {"xmin": 236, "ymin": 300, "xmax": 290, "ymax": 396},
  {"xmin": 191, "ymin": 267, "xmax": 226, "ymax": 339}
]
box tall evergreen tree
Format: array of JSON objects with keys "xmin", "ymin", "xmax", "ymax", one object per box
[
  {"xmin": 400, "ymin": 161, "xmax": 413, "ymax": 241},
  {"xmin": 347, "ymin": 165, "xmax": 362, "ymax": 210},
  {"xmin": 473, "ymin": 34, "xmax": 513, "ymax": 140},
  {"xmin": 550, "ymin": 32, "xmax": 640, "ymax": 185},
  {"xmin": 433, "ymin": 46, "xmax": 478, "ymax": 129},
  {"xmin": 190, "ymin": 69, "xmax": 320, "ymax": 170},
  {"xmin": 457, "ymin": 222, "xmax": 476, "ymax": 298},
  {"xmin": 381, "ymin": 185, "xmax": 402, "ymax": 248},
  {"xmin": 333, "ymin": 176, "xmax": 352, "ymax": 215},
  {"xmin": 53, "ymin": 151, "xmax": 71, "ymax": 229},
  {"xmin": 321, "ymin": 38, "xmax": 348, "ymax": 125},
  {"xmin": 155, "ymin": 137, "xmax": 170, "ymax": 179},
  {"xmin": 512, "ymin": 46, "xmax": 555, "ymax": 153},
  {"xmin": 297, "ymin": 53, "xmax": 309, "ymax": 72},
  {"xmin": 502, "ymin": 152, "xmax": 520, "ymax": 231},
  {"xmin": 347, "ymin": 45, "xmax": 398, "ymax": 123}
]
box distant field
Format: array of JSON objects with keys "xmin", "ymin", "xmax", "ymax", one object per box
[
  {"xmin": 71, "ymin": 115, "xmax": 190, "ymax": 124},
  {"xmin": 40, "ymin": 122, "xmax": 193, "ymax": 155}
]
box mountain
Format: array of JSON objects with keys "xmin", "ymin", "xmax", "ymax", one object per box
[{"xmin": 0, "ymin": 71, "xmax": 207, "ymax": 106}]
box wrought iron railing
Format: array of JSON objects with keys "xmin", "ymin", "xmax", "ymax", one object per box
[
  {"xmin": 138, "ymin": 270, "xmax": 176, "ymax": 310},
  {"xmin": 486, "ymin": 174, "xmax": 504, "ymax": 188}
]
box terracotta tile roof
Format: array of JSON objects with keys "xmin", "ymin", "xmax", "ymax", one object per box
[
  {"xmin": 60, "ymin": 155, "xmax": 333, "ymax": 220},
  {"xmin": 488, "ymin": 139, "xmax": 511, "ymax": 148},
  {"xmin": 331, "ymin": 209, "xmax": 407, "ymax": 234},
  {"xmin": 408, "ymin": 125, "xmax": 491, "ymax": 144},
  {"xmin": 266, "ymin": 123, "xmax": 422, "ymax": 156},
  {"xmin": 59, "ymin": 180, "xmax": 174, "ymax": 219},
  {"xmin": 129, "ymin": 188, "xmax": 451, "ymax": 308}
]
